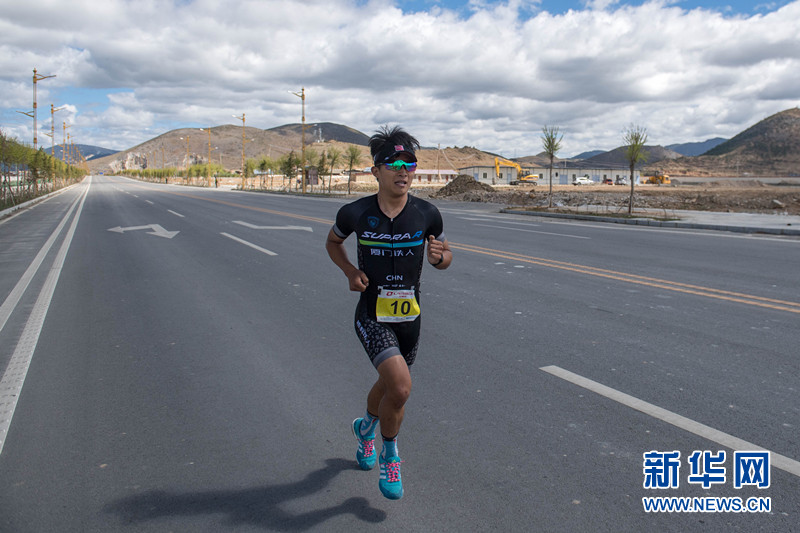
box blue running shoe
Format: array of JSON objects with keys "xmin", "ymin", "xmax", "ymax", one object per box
[
  {"xmin": 379, "ymin": 455, "xmax": 404, "ymax": 500},
  {"xmin": 352, "ymin": 418, "xmax": 376, "ymax": 470}
]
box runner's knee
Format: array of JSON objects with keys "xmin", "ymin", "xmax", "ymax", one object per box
[{"xmin": 385, "ymin": 381, "xmax": 411, "ymax": 407}]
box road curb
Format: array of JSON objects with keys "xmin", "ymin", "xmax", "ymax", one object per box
[
  {"xmin": 500, "ymin": 208, "xmax": 800, "ymax": 236},
  {"xmin": 0, "ymin": 184, "xmax": 80, "ymax": 222}
]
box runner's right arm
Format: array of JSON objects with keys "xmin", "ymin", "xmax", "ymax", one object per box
[{"xmin": 325, "ymin": 228, "xmax": 369, "ymax": 292}]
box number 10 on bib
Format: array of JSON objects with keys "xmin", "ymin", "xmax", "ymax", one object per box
[{"xmin": 376, "ymin": 288, "xmax": 420, "ymax": 323}]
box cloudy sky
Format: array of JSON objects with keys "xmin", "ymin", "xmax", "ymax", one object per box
[{"xmin": 1, "ymin": 0, "xmax": 798, "ymax": 158}]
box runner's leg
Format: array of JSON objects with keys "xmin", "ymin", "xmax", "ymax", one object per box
[{"xmin": 375, "ymin": 355, "xmax": 412, "ymax": 440}]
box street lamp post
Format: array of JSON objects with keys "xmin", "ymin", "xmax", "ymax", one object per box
[
  {"xmin": 199, "ymin": 127, "xmax": 212, "ymax": 187},
  {"xmin": 289, "ymin": 88, "xmax": 306, "ymax": 193},
  {"xmin": 232, "ymin": 113, "xmax": 247, "ymax": 190},
  {"xmin": 180, "ymin": 136, "xmax": 190, "ymax": 183},
  {"xmin": 62, "ymin": 121, "xmax": 71, "ymax": 165},
  {"xmin": 50, "ymin": 104, "xmax": 65, "ymax": 159},
  {"xmin": 47, "ymin": 103, "xmax": 64, "ymax": 187},
  {"xmin": 31, "ymin": 69, "xmax": 56, "ymax": 151}
]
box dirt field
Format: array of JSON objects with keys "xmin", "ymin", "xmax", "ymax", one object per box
[{"xmin": 417, "ymin": 176, "xmax": 800, "ymax": 215}]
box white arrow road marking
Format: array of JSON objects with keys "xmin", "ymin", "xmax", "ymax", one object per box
[
  {"xmin": 233, "ymin": 221, "xmax": 313, "ymax": 232},
  {"xmin": 220, "ymin": 233, "xmax": 277, "ymax": 256},
  {"xmin": 107, "ymin": 224, "xmax": 179, "ymax": 239}
]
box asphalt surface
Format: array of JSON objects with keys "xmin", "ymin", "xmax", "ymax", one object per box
[
  {"xmin": 501, "ymin": 206, "xmax": 800, "ymax": 236},
  {"xmin": 0, "ymin": 176, "xmax": 798, "ymax": 532}
]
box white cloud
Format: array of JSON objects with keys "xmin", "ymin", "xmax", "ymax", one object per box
[{"xmin": 1, "ymin": 0, "xmax": 799, "ymax": 155}]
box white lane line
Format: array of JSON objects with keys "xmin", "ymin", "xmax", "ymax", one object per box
[
  {"xmin": 459, "ymin": 216, "xmax": 541, "ymax": 225},
  {"xmin": 0, "ymin": 180, "xmax": 90, "ymax": 455},
  {"xmin": 0, "ymin": 192, "xmax": 81, "ymax": 335},
  {"xmin": 540, "ymin": 365, "xmax": 800, "ymax": 478},
  {"xmin": 145, "ymin": 200, "xmax": 154, "ymax": 205},
  {"xmin": 168, "ymin": 210, "xmax": 185, "ymax": 218},
  {"xmin": 535, "ymin": 218, "xmax": 800, "ymax": 243},
  {"xmin": 475, "ymin": 223, "xmax": 590, "ymax": 240},
  {"xmin": 220, "ymin": 233, "xmax": 277, "ymax": 256},
  {"xmin": 233, "ymin": 221, "xmax": 313, "ymax": 231}
]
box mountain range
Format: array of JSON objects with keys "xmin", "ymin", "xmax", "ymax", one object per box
[
  {"xmin": 85, "ymin": 107, "xmax": 800, "ymax": 177},
  {"xmin": 45, "ymin": 144, "xmax": 118, "ymax": 161},
  {"xmin": 667, "ymin": 138, "xmax": 727, "ymax": 156}
]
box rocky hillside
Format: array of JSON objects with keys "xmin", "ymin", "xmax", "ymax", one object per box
[
  {"xmin": 268, "ymin": 122, "xmax": 370, "ymax": 146},
  {"xmin": 88, "ymin": 108, "xmax": 800, "ymax": 177},
  {"xmin": 86, "ymin": 124, "xmax": 496, "ymax": 174},
  {"xmin": 584, "ymin": 145, "xmax": 683, "ymax": 169},
  {"xmin": 705, "ymin": 108, "xmax": 800, "ymax": 158},
  {"xmin": 658, "ymin": 108, "xmax": 800, "ymax": 176}
]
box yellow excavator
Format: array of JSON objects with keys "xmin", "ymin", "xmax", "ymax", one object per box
[
  {"xmin": 645, "ymin": 172, "xmax": 671, "ymax": 185},
  {"xmin": 494, "ymin": 157, "xmax": 539, "ymax": 185}
]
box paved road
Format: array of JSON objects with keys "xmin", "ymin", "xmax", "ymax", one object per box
[{"xmin": 1, "ymin": 176, "xmax": 798, "ymax": 532}]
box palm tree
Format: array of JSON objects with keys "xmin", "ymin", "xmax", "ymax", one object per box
[
  {"xmin": 316, "ymin": 150, "xmax": 328, "ymax": 192},
  {"xmin": 541, "ymin": 125, "xmax": 563, "ymax": 208},
  {"xmin": 327, "ymin": 147, "xmax": 342, "ymax": 194},
  {"xmin": 623, "ymin": 124, "xmax": 649, "ymax": 214},
  {"xmin": 257, "ymin": 157, "xmax": 270, "ymax": 189},
  {"xmin": 345, "ymin": 145, "xmax": 363, "ymax": 195}
]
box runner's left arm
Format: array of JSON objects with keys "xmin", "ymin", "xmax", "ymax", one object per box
[
  {"xmin": 426, "ymin": 235, "xmax": 452, "ymax": 270},
  {"xmin": 326, "ymin": 228, "xmax": 369, "ymax": 291}
]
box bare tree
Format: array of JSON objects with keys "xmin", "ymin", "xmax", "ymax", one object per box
[
  {"xmin": 623, "ymin": 124, "xmax": 648, "ymax": 214},
  {"xmin": 541, "ymin": 125, "xmax": 563, "ymax": 208}
]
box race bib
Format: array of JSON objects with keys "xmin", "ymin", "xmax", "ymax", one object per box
[{"xmin": 376, "ymin": 288, "xmax": 420, "ymax": 323}]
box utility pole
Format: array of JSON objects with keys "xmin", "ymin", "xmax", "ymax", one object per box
[
  {"xmin": 199, "ymin": 128, "xmax": 212, "ymax": 186},
  {"xmin": 290, "ymin": 88, "xmax": 306, "ymax": 193},
  {"xmin": 31, "ymin": 69, "xmax": 56, "ymax": 150},
  {"xmin": 437, "ymin": 144, "xmax": 441, "ymax": 183},
  {"xmin": 180, "ymin": 136, "xmax": 190, "ymax": 182},
  {"xmin": 233, "ymin": 113, "xmax": 246, "ymax": 189},
  {"xmin": 44, "ymin": 104, "xmax": 64, "ymax": 187},
  {"xmin": 62, "ymin": 122, "xmax": 71, "ymax": 164},
  {"xmin": 50, "ymin": 105, "xmax": 65, "ymax": 159}
]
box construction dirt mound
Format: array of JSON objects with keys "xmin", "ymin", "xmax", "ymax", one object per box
[{"xmin": 431, "ymin": 174, "xmax": 495, "ymax": 197}]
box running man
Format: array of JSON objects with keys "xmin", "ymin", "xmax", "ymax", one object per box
[{"xmin": 325, "ymin": 126, "xmax": 452, "ymax": 500}]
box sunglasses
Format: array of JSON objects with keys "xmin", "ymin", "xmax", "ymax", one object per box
[{"xmin": 383, "ymin": 160, "xmax": 417, "ymax": 172}]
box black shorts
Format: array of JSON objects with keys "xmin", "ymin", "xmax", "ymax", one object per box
[{"xmin": 354, "ymin": 300, "xmax": 420, "ymax": 368}]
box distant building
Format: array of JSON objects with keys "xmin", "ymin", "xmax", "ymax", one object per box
[
  {"xmin": 460, "ymin": 165, "xmax": 641, "ymax": 185},
  {"xmin": 529, "ymin": 167, "xmax": 642, "ymax": 185},
  {"xmin": 413, "ymin": 169, "xmax": 458, "ymax": 183},
  {"xmin": 349, "ymin": 168, "xmax": 458, "ymax": 183},
  {"xmin": 459, "ymin": 165, "xmax": 515, "ymax": 185}
]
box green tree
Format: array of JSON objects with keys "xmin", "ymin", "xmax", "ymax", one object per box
[
  {"xmin": 345, "ymin": 145, "xmax": 364, "ymax": 195},
  {"xmin": 257, "ymin": 156, "xmax": 273, "ymax": 189},
  {"xmin": 623, "ymin": 124, "xmax": 649, "ymax": 214},
  {"xmin": 541, "ymin": 125, "xmax": 563, "ymax": 208},
  {"xmin": 243, "ymin": 158, "xmax": 258, "ymax": 189},
  {"xmin": 279, "ymin": 151, "xmax": 300, "ymax": 186}
]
